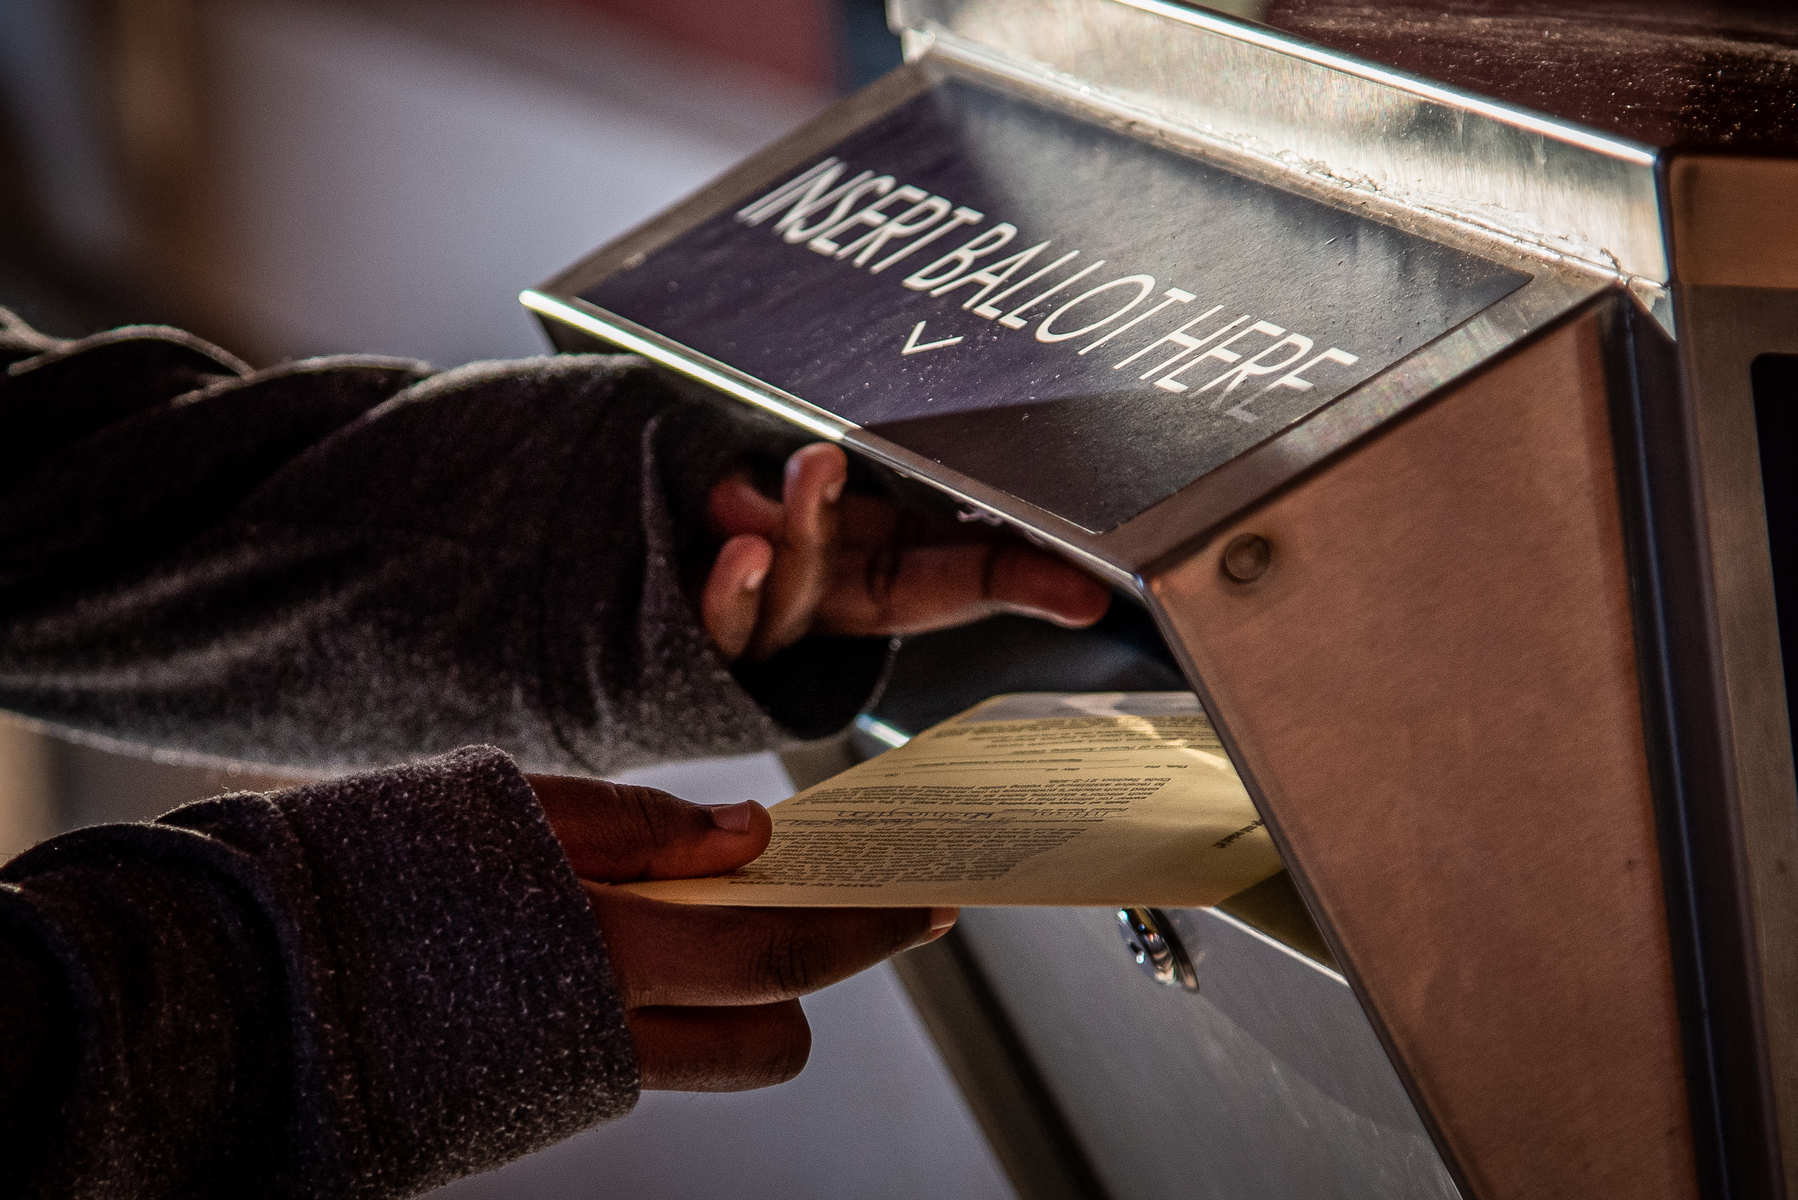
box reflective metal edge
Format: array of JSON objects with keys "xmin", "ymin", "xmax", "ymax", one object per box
[
  {"xmin": 1205, "ymin": 901, "xmax": 1347, "ymax": 985},
  {"xmin": 520, "ymin": 291, "xmax": 852, "ymax": 443},
  {"xmin": 889, "ymin": 0, "xmax": 1669, "ymax": 318},
  {"xmin": 524, "ymin": 277, "xmax": 1597, "ymax": 589},
  {"xmin": 519, "ymin": 291, "xmax": 1138, "ymax": 591},
  {"xmin": 1107, "ymin": 269, "xmax": 1605, "ymax": 573}
]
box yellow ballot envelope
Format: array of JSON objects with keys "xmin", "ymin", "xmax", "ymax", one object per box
[{"xmin": 623, "ymin": 692, "xmax": 1282, "ymax": 908}]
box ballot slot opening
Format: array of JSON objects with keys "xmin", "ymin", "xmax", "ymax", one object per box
[
  {"xmin": 1753, "ymin": 353, "xmax": 1798, "ymax": 769},
  {"xmin": 850, "ymin": 605, "xmax": 1335, "ymax": 965}
]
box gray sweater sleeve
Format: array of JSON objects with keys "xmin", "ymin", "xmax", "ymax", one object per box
[
  {"xmin": 0, "ymin": 745, "xmax": 636, "ymax": 1199},
  {"xmin": 0, "ymin": 313, "xmax": 889, "ymax": 773}
]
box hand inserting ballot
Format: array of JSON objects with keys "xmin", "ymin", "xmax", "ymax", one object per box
[
  {"xmin": 531, "ymin": 773, "xmax": 953, "ymax": 1092},
  {"xmin": 702, "ymin": 442, "xmax": 1112, "ymax": 662}
]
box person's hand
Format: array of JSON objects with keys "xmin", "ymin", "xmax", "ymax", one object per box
[
  {"xmin": 702, "ymin": 443, "xmax": 1112, "ymax": 661},
  {"xmin": 530, "ymin": 774, "xmax": 955, "ymax": 1092}
]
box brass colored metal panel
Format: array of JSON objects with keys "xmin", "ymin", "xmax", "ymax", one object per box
[
  {"xmin": 1669, "ymin": 158, "xmax": 1798, "ymax": 290},
  {"xmin": 1148, "ymin": 311, "xmax": 1697, "ymax": 1200},
  {"xmin": 1675, "ymin": 284, "xmax": 1798, "ymax": 1199}
]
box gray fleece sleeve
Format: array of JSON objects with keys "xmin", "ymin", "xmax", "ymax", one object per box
[
  {"xmin": 0, "ymin": 746, "xmax": 635, "ymax": 1199},
  {"xmin": 0, "ymin": 314, "xmax": 889, "ymax": 773}
]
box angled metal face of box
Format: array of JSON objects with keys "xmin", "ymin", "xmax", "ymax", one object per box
[
  {"xmin": 529, "ymin": 3, "xmax": 1798, "ymax": 1199},
  {"xmin": 529, "ymin": 51, "xmax": 1595, "ymax": 587},
  {"xmin": 572, "ymin": 78, "xmax": 1526, "ymax": 533}
]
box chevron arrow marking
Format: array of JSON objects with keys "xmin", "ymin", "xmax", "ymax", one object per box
[{"xmin": 901, "ymin": 321, "xmax": 964, "ymax": 355}]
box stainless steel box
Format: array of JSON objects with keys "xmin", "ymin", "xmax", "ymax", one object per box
[{"xmin": 527, "ymin": 4, "xmax": 1798, "ymax": 1196}]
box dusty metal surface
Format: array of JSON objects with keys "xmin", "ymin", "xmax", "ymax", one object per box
[
  {"xmin": 891, "ymin": 0, "xmax": 1670, "ymax": 309},
  {"xmin": 1262, "ymin": 1, "xmax": 1798, "ymax": 155}
]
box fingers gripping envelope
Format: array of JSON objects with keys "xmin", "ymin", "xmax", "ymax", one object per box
[{"xmin": 621, "ymin": 693, "xmax": 1283, "ymax": 908}]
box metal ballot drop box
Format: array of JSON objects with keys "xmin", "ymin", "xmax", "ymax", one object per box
[{"xmin": 524, "ymin": 3, "xmax": 1798, "ymax": 1196}]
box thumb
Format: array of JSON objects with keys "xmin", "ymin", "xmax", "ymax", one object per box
[{"xmin": 529, "ymin": 774, "xmax": 773, "ymax": 882}]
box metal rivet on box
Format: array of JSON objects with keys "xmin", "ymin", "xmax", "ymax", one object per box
[{"xmin": 1221, "ymin": 533, "xmax": 1272, "ymax": 583}]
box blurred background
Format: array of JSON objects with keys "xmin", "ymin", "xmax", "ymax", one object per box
[{"xmin": 0, "ymin": 0, "xmax": 1019, "ymax": 1195}]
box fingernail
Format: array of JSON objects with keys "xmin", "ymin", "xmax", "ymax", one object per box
[
  {"xmin": 824, "ymin": 478, "xmax": 844, "ymax": 504},
  {"xmin": 742, "ymin": 564, "xmax": 767, "ymax": 591},
  {"xmin": 919, "ymin": 907, "xmax": 959, "ymax": 942},
  {"xmin": 711, "ymin": 800, "xmax": 758, "ymax": 833}
]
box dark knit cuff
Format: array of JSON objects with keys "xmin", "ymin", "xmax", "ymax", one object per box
[
  {"xmin": 645, "ymin": 388, "xmax": 897, "ymax": 741},
  {"xmin": 733, "ymin": 635, "xmax": 895, "ymax": 740},
  {"xmin": 209, "ymin": 746, "xmax": 635, "ymax": 1193}
]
